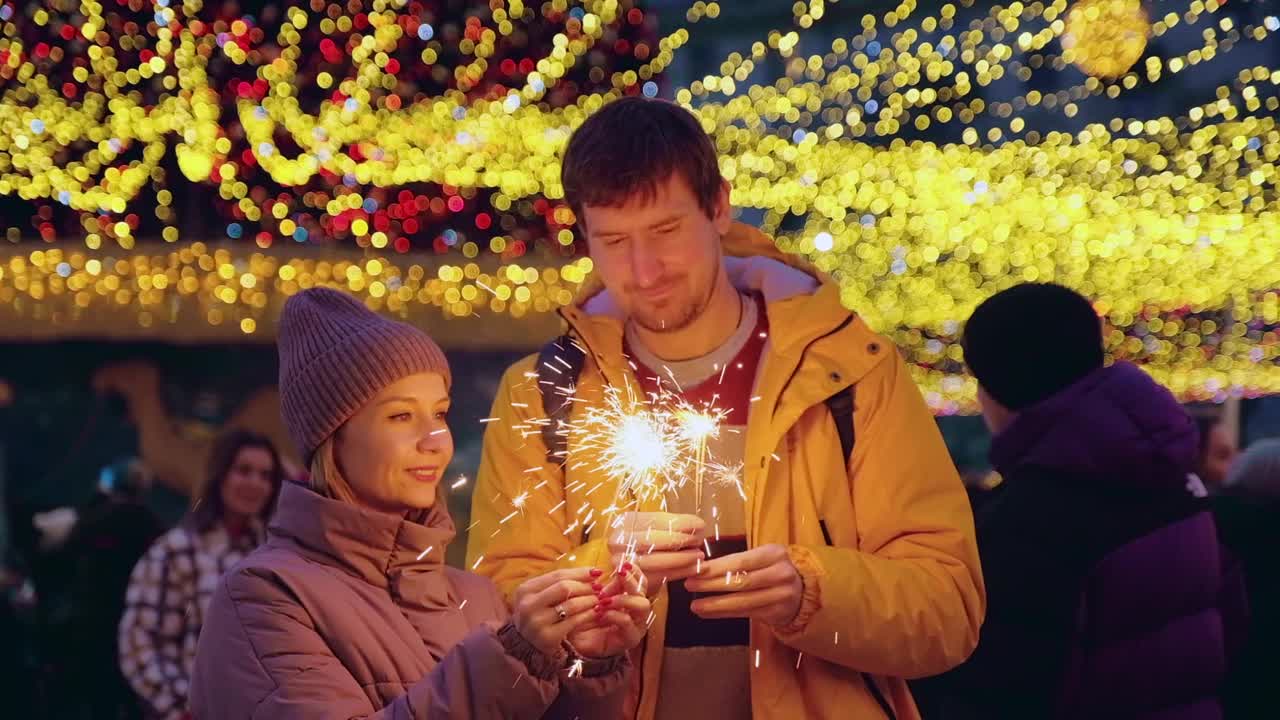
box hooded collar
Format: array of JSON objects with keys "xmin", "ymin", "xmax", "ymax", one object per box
[
  {"xmin": 557, "ymin": 222, "xmax": 853, "ymax": 374},
  {"xmin": 990, "ymin": 362, "xmax": 1199, "ymax": 492},
  {"xmin": 268, "ymin": 481, "xmax": 458, "ymax": 609}
]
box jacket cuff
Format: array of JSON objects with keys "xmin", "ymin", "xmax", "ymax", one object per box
[
  {"xmin": 570, "ymin": 648, "xmax": 629, "ymax": 679},
  {"xmin": 777, "ymin": 545, "xmax": 824, "ymax": 634},
  {"xmin": 497, "ymin": 622, "xmax": 566, "ymax": 681}
]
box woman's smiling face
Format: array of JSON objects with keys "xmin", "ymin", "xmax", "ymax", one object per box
[{"xmin": 335, "ymin": 372, "xmax": 453, "ymax": 513}]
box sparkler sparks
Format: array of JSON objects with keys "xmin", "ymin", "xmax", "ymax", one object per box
[
  {"xmin": 497, "ymin": 489, "xmax": 533, "ymax": 526},
  {"xmin": 551, "ymin": 383, "xmax": 734, "ymax": 580},
  {"xmin": 677, "ymin": 408, "xmax": 721, "ymax": 512},
  {"xmin": 483, "ymin": 365, "xmax": 739, "ymax": 587},
  {"xmin": 680, "ymin": 409, "xmax": 721, "ymax": 443},
  {"xmin": 565, "ymin": 383, "xmax": 729, "ymax": 514},
  {"xmin": 604, "ymin": 410, "xmax": 676, "ymax": 500}
]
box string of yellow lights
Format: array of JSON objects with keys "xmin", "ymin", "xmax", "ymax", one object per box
[{"xmin": 1, "ymin": 0, "xmax": 1277, "ymax": 409}]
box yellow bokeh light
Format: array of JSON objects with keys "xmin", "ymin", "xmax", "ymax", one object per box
[
  {"xmin": 0, "ymin": 0, "xmax": 1276, "ymax": 409},
  {"xmin": 1062, "ymin": 0, "xmax": 1150, "ymax": 78}
]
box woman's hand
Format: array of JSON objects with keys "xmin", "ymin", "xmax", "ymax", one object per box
[
  {"xmin": 566, "ymin": 569, "xmax": 651, "ymax": 659},
  {"xmin": 607, "ymin": 511, "xmax": 705, "ymax": 599},
  {"xmin": 510, "ymin": 567, "xmax": 606, "ymax": 658}
]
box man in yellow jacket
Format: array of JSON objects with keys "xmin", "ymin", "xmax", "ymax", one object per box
[{"xmin": 467, "ymin": 97, "xmax": 984, "ymax": 720}]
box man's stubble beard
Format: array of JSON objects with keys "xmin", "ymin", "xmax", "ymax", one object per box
[{"xmin": 630, "ymin": 260, "xmax": 722, "ymax": 335}]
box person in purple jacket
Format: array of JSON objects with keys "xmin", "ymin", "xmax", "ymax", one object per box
[{"xmin": 918, "ymin": 283, "xmax": 1247, "ymax": 720}]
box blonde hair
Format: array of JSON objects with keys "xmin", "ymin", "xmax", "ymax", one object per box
[
  {"xmin": 308, "ymin": 435, "xmax": 360, "ymax": 505},
  {"xmin": 308, "ymin": 431, "xmax": 449, "ymax": 513}
]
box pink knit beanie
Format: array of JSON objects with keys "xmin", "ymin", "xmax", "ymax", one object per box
[{"xmin": 277, "ymin": 287, "xmax": 451, "ymax": 462}]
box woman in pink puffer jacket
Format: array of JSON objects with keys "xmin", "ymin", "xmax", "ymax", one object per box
[{"xmin": 189, "ymin": 288, "xmax": 648, "ymax": 720}]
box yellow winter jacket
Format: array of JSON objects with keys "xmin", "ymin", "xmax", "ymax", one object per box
[{"xmin": 467, "ymin": 223, "xmax": 985, "ymax": 720}]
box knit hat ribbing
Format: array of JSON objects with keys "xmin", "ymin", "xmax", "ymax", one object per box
[{"xmin": 277, "ymin": 287, "xmax": 450, "ymax": 462}]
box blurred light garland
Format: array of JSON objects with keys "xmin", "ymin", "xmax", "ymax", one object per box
[
  {"xmin": 0, "ymin": 0, "xmax": 664, "ymax": 253},
  {"xmin": 0, "ymin": 241, "xmax": 594, "ymax": 329},
  {"xmin": 1, "ymin": 0, "xmax": 1278, "ymax": 410}
]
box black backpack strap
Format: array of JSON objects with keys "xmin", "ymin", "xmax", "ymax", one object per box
[
  {"xmin": 823, "ymin": 385, "xmax": 896, "ymax": 719},
  {"xmin": 536, "ymin": 334, "xmax": 587, "ymax": 465},
  {"xmin": 864, "ymin": 674, "xmax": 897, "ymax": 720},
  {"xmin": 824, "ymin": 385, "xmax": 856, "ymax": 465}
]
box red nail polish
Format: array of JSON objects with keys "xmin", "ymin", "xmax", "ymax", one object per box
[
  {"xmin": 589, "ymin": 568, "xmax": 603, "ymax": 578},
  {"xmin": 621, "ymin": 562, "xmax": 633, "ymax": 573},
  {"xmin": 599, "ymin": 596, "xmax": 613, "ymax": 607},
  {"xmin": 591, "ymin": 582, "xmax": 603, "ymax": 592}
]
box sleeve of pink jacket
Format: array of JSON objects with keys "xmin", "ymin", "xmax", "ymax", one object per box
[
  {"xmin": 189, "ymin": 567, "xmax": 629, "ymax": 720},
  {"xmin": 475, "ymin": 571, "xmax": 631, "ymax": 720}
]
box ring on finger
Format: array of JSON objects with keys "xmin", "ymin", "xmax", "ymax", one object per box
[
  {"xmin": 729, "ymin": 570, "xmax": 748, "ymax": 588},
  {"xmin": 555, "ymin": 604, "xmax": 568, "ymax": 622}
]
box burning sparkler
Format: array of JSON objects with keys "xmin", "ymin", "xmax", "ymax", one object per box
[
  {"xmin": 566, "ymin": 383, "xmax": 727, "ymax": 515},
  {"xmin": 482, "ymin": 369, "xmax": 734, "ymax": 582},
  {"xmin": 676, "ymin": 408, "xmax": 721, "ymax": 512}
]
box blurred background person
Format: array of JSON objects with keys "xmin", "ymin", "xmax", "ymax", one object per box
[
  {"xmin": 46, "ymin": 459, "xmax": 163, "ymax": 720},
  {"xmin": 1195, "ymin": 415, "xmax": 1239, "ymax": 493},
  {"xmin": 0, "ymin": 560, "xmax": 38, "ymax": 717},
  {"xmin": 118, "ymin": 430, "xmax": 284, "ymax": 720},
  {"xmin": 919, "ymin": 283, "xmax": 1246, "ymax": 720},
  {"xmin": 1214, "ymin": 438, "xmax": 1280, "ymax": 719}
]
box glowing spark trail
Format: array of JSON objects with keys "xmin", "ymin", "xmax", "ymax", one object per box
[
  {"xmin": 554, "ymin": 381, "xmax": 729, "ymax": 569},
  {"xmin": 565, "ymin": 384, "xmax": 728, "ymax": 515}
]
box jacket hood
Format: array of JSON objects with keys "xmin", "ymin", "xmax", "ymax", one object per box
[
  {"xmin": 990, "ymin": 362, "xmax": 1199, "ymax": 491},
  {"xmin": 557, "ymin": 222, "xmax": 864, "ymax": 385}
]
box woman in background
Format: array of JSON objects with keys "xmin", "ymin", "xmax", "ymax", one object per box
[{"xmin": 119, "ymin": 430, "xmax": 284, "ymax": 720}]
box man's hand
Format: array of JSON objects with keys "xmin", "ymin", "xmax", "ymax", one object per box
[
  {"xmin": 608, "ymin": 512, "xmax": 705, "ymax": 598},
  {"xmin": 684, "ymin": 544, "xmax": 803, "ymax": 627}
]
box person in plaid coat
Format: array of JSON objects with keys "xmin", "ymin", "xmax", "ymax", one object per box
[{"xmin": 118, "ymin": 430, "xmax": 284, "ymax": 720}]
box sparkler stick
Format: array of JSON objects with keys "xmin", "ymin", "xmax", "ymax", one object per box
[{"xmin": 676, "ymin": 408, "xmax": 720, "ymax": 513}]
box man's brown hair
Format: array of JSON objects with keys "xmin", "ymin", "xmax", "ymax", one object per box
[{"xmin": 560, "ymin": 97, "xmax": 723, "ymax": 225}]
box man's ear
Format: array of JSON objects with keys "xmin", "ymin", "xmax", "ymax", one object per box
[
  {"xmin": 574, "ymin": 208, "xmax": 593, "ymax": 255},
  {"xmin": 712, "ymin": 178, "xmax": 733, "ymax": 234}
]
